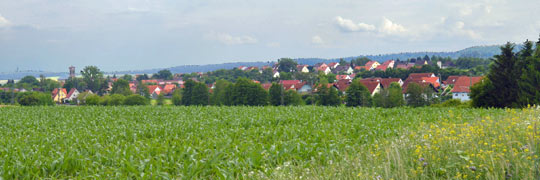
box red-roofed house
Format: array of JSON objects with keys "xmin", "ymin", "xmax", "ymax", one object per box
[
  {"xmin": 64, "ymin": 88, "xmax": 80, "ymax": 103},
  {"xmin": 162, "ymin": 84, "xmax": 177, "ymax": 95},
  {"xmin": 296, "ymin": 65, "xmax": 310, "ymax": 73},
  {"xmin": 358, "ymin": 80, "xmax": 382, "ymax": 96},
  {"xmin": 147, "ymin": 85, "xmax": 162, "ymax": 99},
  {"xmin": 451, "ymin": 76, "xmax": 483, "ymax": 101},
  {"xmin": 443, "ymin": 76, "xmax": 460, "ymax": 86},
  {"xmin": 261, "ymin": 83, "xmax": 273, "ymax": 91},
  {"xmin": 129, "ymin": 83, "xmax": 137, "ymax": 93},
  {"xmin": 328, "ymin": 62, "xmax": 340, "ymax": 69},
  {"xmin": 364, "ymin": 61, "xmax": 381, "ymax": 71},
  {"xmin": 421, "ymin": 77, "xmax": 440, "ymax": 88},
  {"xmin": 142, "ymin": 79, "xmax": 159, "ymax": 85},
  {"xmin": 52, "ymin": 88, "xmax": 68, "ymax": 103},
  {"xmin": 381, "ymin": 78, "xmax": 403, "ymax": 88},
  {"xmin": 375, "ymin": 60, "xmax": 395, "ymax": 71},
  {"xmin": 354, "ymin": 66, "xmax": 367, "ymax": 71},
  {"xmin": 334, "ymin": 79, "xmax": 352, "ymax": 92}
]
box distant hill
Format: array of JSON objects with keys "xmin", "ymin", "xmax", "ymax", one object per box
[{"xmin": 0, "ymin": 45, "xmax": 512, "ymax": 80}]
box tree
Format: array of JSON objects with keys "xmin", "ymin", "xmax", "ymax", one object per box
[
  {"xmin": 18, "ymin": 76, "xmax": 39, "ymax": 86},
  {"xmin": 136, "ymin": 82, "xmax": 150, "ymax": 99},
  {"xmin": 386, "ymin": 82, "xmax": 405, "ymax": 107},
  {"xmin": 472, "ymin": 42, "xmax": 520, "ymax": 108},
  {"xmin": 316, "ymin": 83, "xmax": 340, "ymax": 106},
  {"xmin": 277, "ymin": 58, "xmax": 298, "ymax": 72},
  {"xmin": 269, "ymin": 83, "xmax": 283, "ymax": 106},
  {"xmin": 283, "ymin": 90, "xmax": 303, "ymax": 106},
  {"xmin": 229, "ymin": 78, "xmax": 268, "ymax": 106},
  {"xmin": 172, "ymin": 89, "xmax": 182, "ymax": 106},
  {"xmin": 517, "ymin": 38, "xmax": 540, "ymax": 106},
  {"xmin": 470, "ymin": 79, "xmax": 498, "ymax": 108},
  {"xmin": 122, "ymin": 74, "xmax": 133, "ymax": 81},
  {"xmin": 153, "ymin": 69, "xmax": 173, "ymax": 80},
  {"xmin": 181, "ymin": 79, "xmax": 196, "ymax": 105},
  {"xmin": 17, "ymin": 92, "xmax": 54, "ymax": 106},
  {"xmin": 63, "ymin": 77, "xmax": 86, "ymax": 91},
  {"xmin": 210, "ymin": 79, "xmax": 231, "ymax": 105},
  {"xmin": 124, "ymin": 94, "xmax": 148, "ymax": 106},
  {"xmin": 156, "ymin": 93, "xmax": 165, "ymax": 106},
  {"xmin": 345, "ymin": 80, "xmax": 371, "ymax": 107},
  {"xmin": 85, "ymin": 94, "xmax": 101, "ymax": 106},
  {"xmin": 136, "ymin": 74, "xmax": 149, "ymax": 81},
  {"xmin": 111, "ymin": 79, "xmax": 132, "ymax": 96},
  {"xmin": 108, "ymin": 94, "xmax": 125, "ymax": 106},
  {"xmin": 81, "ymin": 66, "xmax": 104, "ymax": 94},
  {"xmin": 405, "ymin": 82, "xmax": 425, "ymax": 107}
]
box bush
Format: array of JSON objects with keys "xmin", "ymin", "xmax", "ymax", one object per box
[
  {"xmin": 85, "ymin": 95, "xmax": 101, "ymax": 106},
  {"xmin": 124, "ymin": 94, "xmax": 148, "ymax": 106},
  {"xmin": 17, "ymin": 92, "xmax": 54, "ymax": 106},
  {"xmin": 431, "ymin": 99, "xmax": 471, "ymax": 108},
  {"xmin": 108, "ymin": 94, "xmax": 125, "ymax": 106}
]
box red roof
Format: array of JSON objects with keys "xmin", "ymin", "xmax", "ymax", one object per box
[
  {"xmin": 359, "ymin": 81, "xmax": 380, "ymax": 94},
  {"xmin": 279, "ymin": 80, "xmax": 301, "ymax": 85},
  {"xmin": 443, "ymin": 76, "xmax": 460, "ymax": 85},
  {"xmin": 408, "ymin": 73, "xmax": 435, "ymax": 79},
  {"xmin": 451, "ymin": 76, "xmax": 483, "ymax": 93},
  {"xmin": 66, "ymin": 88, "xmax": 78, "ymax": 99},
  {"xmin": 364, "ymin": 61, "xmax": 379, "ymax": 70},
  {"xmin": 142, "ymin": 79, "xmax": 159, "ymax": 84},
  {"xmin": 381, "ymin": 78, "xmax": 402, "ymax": 88},
  {"xmin": 335, "ymin": 79, "xmax": 351, "ymax": 92},
  {"xmin": 162, "ymin": 84, "xmax": 177, "ymax": 94},
  {"xmin": 147, "ymin": 85, "xmax": 162, "ymax": 95},
  {"xmin": 52, "ymin": 88, "xmax": 67, "ymax": 98},
  {"xmin": 328, "ymin": 62, "xmax": 339, "ymax": 68},
  {"xmin": 421, "ymin": 77, "xmax": 440, "ymax": 88},
  {"xmin": 261, "ymin": 83, "xmax": 272, "ymax": 91}
]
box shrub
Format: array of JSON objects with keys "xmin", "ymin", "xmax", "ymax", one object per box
[
  {"xmin": 17, "ymin": 92, "xmax": 54, "ymax": 106},
  {"xmin": 85, "ymin": 94, "xmax": 101, "ymax": 106},
  {"xmin": 108, "ymin": 94, "xmax": 125, "ymax": 106},
  {"xmin": 124, "ymin": 94, "xmax": 148, "ymax": 106}
]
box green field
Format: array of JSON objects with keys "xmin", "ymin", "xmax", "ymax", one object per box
[{"xmin": 0, "ymin": 106, "xmax": 538, "ymax": 179}]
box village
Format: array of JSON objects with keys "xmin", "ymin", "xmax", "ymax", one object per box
[{"xmin": 0, "ymin": 58, "xmax": 483, "ymax": 106}]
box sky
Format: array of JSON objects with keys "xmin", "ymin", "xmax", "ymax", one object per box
[{"xmin": 0, "ymin": 0, "xmax": 539, "ymax": 73}]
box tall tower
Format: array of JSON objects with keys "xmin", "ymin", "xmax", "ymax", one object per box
[{"xmin": 69, "ymin": 66, "xmax": 75, "ymax": 78}]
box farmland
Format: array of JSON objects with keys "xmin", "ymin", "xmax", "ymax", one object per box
[{"xmin": 0, "ymin": 106, "xmax": 538, "ymax": 179}]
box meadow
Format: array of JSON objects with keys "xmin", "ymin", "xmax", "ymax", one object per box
[{"xmin": 0, "ymin": 106, "xmax": 537, "ymax": 179}]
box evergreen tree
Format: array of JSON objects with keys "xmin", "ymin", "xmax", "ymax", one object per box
[
  {"xmin": 181, "ymin": 79, "xmax": 196, "ymax": 105},
  {"xmin": 517, "ymin": 37, "xmax": 540, "ymax": 106},
  {"xmin": 345, "ymin": 80, "xmax": 371, "ymax": 107},
  {"xmin": 269, "ymin": 83, "xmax": 283, "ymax": 106},
  {"xmin": 484, "ymin": 42, "xmax": 520, "ymax": 108},
  {"xmin": 470, "ymin": 79, "xmax": 498, "ymax": 107}
]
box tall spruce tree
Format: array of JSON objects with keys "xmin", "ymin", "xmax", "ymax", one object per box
[
  {"xmin": 517, "ymin": 37, "xmax": 540, "ymax": 106},
  {"xmin": 486, "ymin": 42, "xmax": 520, "ymax": 108},
  {"xmin": 181, "ymin": 79, "xmax": 196, "ymax": 105}
]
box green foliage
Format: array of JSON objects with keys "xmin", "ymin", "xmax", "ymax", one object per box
[
  {"xmin": 18, "ymin": 76, "xmax": 39, "ymax": 86},
  {"xmin": 156, "ymin": 93, "xmax": 165, "ymax": 106},
  {"xmin": 405, "ymin": 82, "xmax": 426, "ymax": 107},
  {"xmin": 316, "ymin": 83, "xmax": 340, "ymax": 106},
  {"xmin": 517, "ymin": 38, "xmax": 540, "ymax": 106},
  {"xmin": 111, "ymin": 79, "xmax": 132, "ymax": 96},
  {"xmin": 63, "ymin": 77, "xmax": 86, "ymax": 91},
  {"xmin": 283, "ymin": 90, "xmax": 303, "ymax": 106},
  {"xmin": 210, "ymin": 79, "xmax": 230, "ymax": 106},
  {"xmin": 108, "ymin": 94, "xmax": 126, "ymax": 106},
  {"xmin": 136, "ymin": 82, "xmax": 150, "ymax": 99},
  {"xmin": 277, "ymin": 58, "xmax": 298, "ymax": 72},
  {"xmin": 153, "ymin": 69, "xmax": 173, "ymax": 80},
  {"xmin": 229, "ymin": 78, "xmax": 268, "ymax": 106},
  {"xmin": 269, "ymin": 83, "xmax": 283, "ymax": 106},
  {"xmin": 85, "ymin": 94, "xmax": 101, "ymax": 106},
  {"xmin": 171, "ymin": 89, "xmax": 182, "ymax": 106},
  {"xmin": 0, "ymin": 106, "xmax": 512, "ymax": 179},
  {"xmin": 182, "ymin": 80, "xmax": 209, "ymax": 106},
  {"xmin": 345, "ymin": 80, "xmax": 371, "ymax": 107},
  {"xmin": 124, "ymin": 94, "xmax": 148, "ymax": 106},
  {"xmin": 17, "ymin": 92, "xmax": 54, "ymax": 106},
  {"xmin": 121, "ymin": 74, "xmax": 133, "ymax": 81},
  {"xmin": 81, "ymin": 66, "xmax": 105, "ymax": 94}
]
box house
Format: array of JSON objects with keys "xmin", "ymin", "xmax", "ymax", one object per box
[
  {"xmin": 296, "ymin": 65, "xmax": 310, "ymax": 73},
  {"xmin": 358, "ymin": 80, "xmax": 382, "ymax": 96},
  {"xmin": 237, "ymin": 66, "xmax": 248, "ymax": 71},
  {"xmin": 318, "ymin": 66, "xmax": 331, "ymax": 75},
  {"xmin": 147, "ymin": 85, "xmax": 162, "ymax": 99},
  {"xmin": 336, "ymin": 74, "xmax": 354, "ymax": 81},
  {"xmin": 443, "ymin": 76, "xmax": 460, "ymax": 86},
  {"xmin": 381, "ymin": 78, "xmax": 403, "ymax": 88},
  {"xmin": 51, "ymin": 88, "xmax": 68, "ymax": 103},
  {"xmin": 64, "ymin": 88, "xmax": 80, "ymax": 103},
  {"xmin": 333, "ymin": 65, "xmax": 354, "ymax": 74},
  {"xmin": 403, "ymin": 73, "xmax": 440, "ymax": 92},
  {"xmin": 129, "ymin": 83, "xmax": 137, "ymax": 93},
  {"xmin": 142, "ymin": 79, "xmax": 159, "ymax": 85},
  {"xmin": 328, "ymin": 62, "xmax": 340, "ymax": 69},
  {"xmin": 364, "ymin": 61, "xmax": 381, "ymax": 71},
  {"xmin": 334, "ymin": 79, "xmax": 352, "ymax": 92},
  {"xmin": 375, "ymin": 60, "xmax": 395, "ymax": 71},
  {"xmin": 451, "ymin": 76, "xmax": 483, "ymax": 101},
  {"xmin": 261, "ymin": 83, "xmax": 273, "ymax": 91},
  {"xmin": 354, "ymin": 66, "xmax": 367, "ymax": 71},
  {"xmin": 162, "ymin": 84, "xmax": 177, "ymax": 95},
  {"xmin": 297, "ymin": 83, "xmax": 312, "ymax": 93},
  {"xmin": 396, "ymin": 63, "xmax": 415, "ymax": 69},
  {"xmin": 280, "ymin": 80, "xmax": 302, "ymax": 91}
]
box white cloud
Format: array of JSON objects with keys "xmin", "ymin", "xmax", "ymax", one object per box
[
  {"xmin": 379, "ymin": 17, "xmax": 406, "ymax": 35},
  {"xmin": 453, "ymin": 21, "xmax": 481, "ymax": 39},
  {"xmin": 207, "ymin": 32, "xmax": 258, "ymax": 45},
  {"xmin": 334, "ymin": 16, "xmax": 376, "ymax": 32},
  {"xmin": 311, "ymin": 35, "xmax": 324, "ymax": 44},
  {"xmin": 0, "ymin": 14, "xmax": 11, "ymax": 27},
  {"xmin": 484, "ymin": 6, "xmax": 492, "ymax": 14}
]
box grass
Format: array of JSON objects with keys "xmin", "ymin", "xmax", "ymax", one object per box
[{"xmin": 0, "ymin": 106, "xmax": 536, "ymax": 179}]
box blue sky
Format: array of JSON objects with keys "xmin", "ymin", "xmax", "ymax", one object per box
[{"xmin": 1, "ymin": 0, "xmax": 539, "ymax": 72}]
